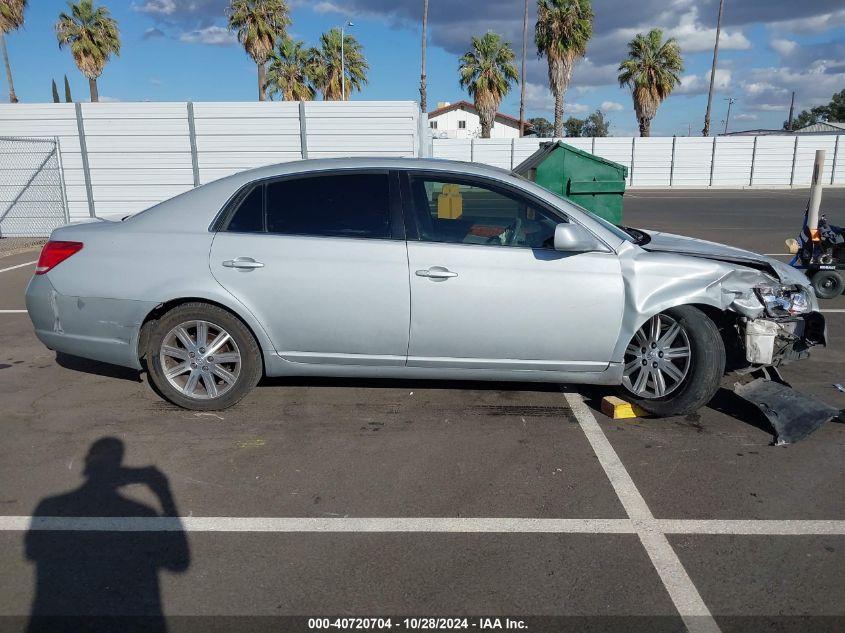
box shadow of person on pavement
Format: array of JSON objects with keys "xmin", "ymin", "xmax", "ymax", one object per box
[{"xmin": 25, "ymin": 437, "xmax": 190, "ymax": 633}]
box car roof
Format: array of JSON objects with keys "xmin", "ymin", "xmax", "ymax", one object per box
[{"xmin": 214, "ymin": 156, "xmax": 515, "ymax": 186}]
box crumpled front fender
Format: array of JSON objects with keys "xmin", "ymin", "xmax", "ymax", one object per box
[{"xmin": 611, "ymin": 242, "xmax": 814, "ymax": 363}]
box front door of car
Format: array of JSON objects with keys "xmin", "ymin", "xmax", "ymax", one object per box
[
  {"xmin": 210, "ymin": 170, "xmax": 410, "ymax": 366},
  {"xmin": 403, "ymin": 173, "xmax": 624, "ymax": 372}
]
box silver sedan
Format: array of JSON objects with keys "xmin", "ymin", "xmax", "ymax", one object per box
[{"xmin": 25, "ymin": 158, "xmax": 826, "ymax": 413}]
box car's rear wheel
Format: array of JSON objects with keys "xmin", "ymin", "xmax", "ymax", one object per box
[
  {"xmin": 617, "ymin": 306, "xmax": 725, "ymax": 417},
  {"xmin": 146, "ymin": 303, "xmax": 262, "ymax": 410}
]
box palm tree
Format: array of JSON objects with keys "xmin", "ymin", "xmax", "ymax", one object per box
[
  {"xmin": 266, "ymin": 36, "xmax": 315, "ymax": 101},
  {"xmin": 618, "ymin": 28, "xmax": 683, "ymax": 137},
  {"xmin": 311, "ymin": 28, "xmax": 368, "ymax": 101},
  {"xmin": 227, "ymin": 0, "xmax": 291, "ymax": 102},
  {"xmin": 55, "ymin": 0, "xmax": 120, "ymax": 103},
  {"xmin": 458, "ymin": 32, "xmax": 519, "ymax": 139},
  {"xmin": 0, "ymin": 0, "xmax": 28, "ymax": 103},
  {"xmin": 535, "ymin": 0, "xmax": 593, "ymax": 137}
]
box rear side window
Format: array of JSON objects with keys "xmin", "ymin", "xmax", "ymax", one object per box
[
  {"xmin": 265, "ymin": 173, "xmax": 391, "ymax": 239},
  {"xmin": 226, "ymin": 186, "xmax": 263, "ymax": 233}
]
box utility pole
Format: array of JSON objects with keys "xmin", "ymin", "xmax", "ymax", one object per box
[
  {"xmin": 518, "ymin": 0, "xmax": 528, "ymax": 137},
  {"xmin": 723, "ymin": 97, "xmax": 736, "ymax": 135},
  {"xmin": 419, "ymin": 0, "xmax": 428, "ymax": 112},
  {"xmin": 787, "ymin": 91, "xmax": 795, "ymax": 131},
  {"xmin": 702, "ymin": 0, "xmax": 725, "ymax": 136}
]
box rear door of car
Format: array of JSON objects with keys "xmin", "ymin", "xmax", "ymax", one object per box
[
  {"xmin": 209, "ymin": 169, "xmax": 410, "ymax": 367},
  {"xmin": 401, "ymin": 170, "xmax": 625, "ymax": 372}
]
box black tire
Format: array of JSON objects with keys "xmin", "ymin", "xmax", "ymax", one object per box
[
  {"xmin": 811, "ymin": 270, "xmax": 844, "ymax": 300},
  {"xmin": 146, "ymin": 302, "xmax": 262, "ymax": 410},
  {"xmin": 617, "ymin": 305, "xmax": 725, "ymax": 417}
]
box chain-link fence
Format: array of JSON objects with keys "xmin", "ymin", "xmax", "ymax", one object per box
[{"xmin": 0, "ymin": 136, "xmax": 69, "ymax": 238}]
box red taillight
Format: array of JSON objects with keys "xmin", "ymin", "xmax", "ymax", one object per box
[{"xmin": 35, "ymin": 241, "xmax": 83, "ymax": 275}]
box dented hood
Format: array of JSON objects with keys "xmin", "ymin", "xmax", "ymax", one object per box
[{"xmin": 640, "ymin": 230, "xmax": 807, "ymax": 286}]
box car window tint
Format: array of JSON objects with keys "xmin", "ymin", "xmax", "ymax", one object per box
[
  {"xmin": 226, "ymin": 186, "xmax": 263, "ymax": 233},
  {"xmin": 265, "ymin": 174, "xmax": 391, "ymax": 239},
  {"xmin": 410, "ymin": 177, "xmax": 561, "ymax": 249}
]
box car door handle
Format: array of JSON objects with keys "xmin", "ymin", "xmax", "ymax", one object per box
[
  {"xmin": 222, "ymin": 257, "xmax": 264, "ymax": 270},
  {"xmin": 416, "ymin": 266, "xmax": 458, "ymax": 279}
]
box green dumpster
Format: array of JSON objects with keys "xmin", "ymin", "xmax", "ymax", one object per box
[{"xmin": 513, "ymin": 140, "xmax": 628, "ymax": 224}]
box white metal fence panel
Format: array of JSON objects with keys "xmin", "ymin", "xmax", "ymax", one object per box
[
  {"xmin": 304, "ymin": 101, "xmax": 419, "ymax": 159},
  {"xmin": 592, "ymin": 138, "xmax": 634, "ymax": 184},
  {"xmin": 431, "ymin": 138, "xmax": 472, "ymax": 162},
  {"xmin": 468, "ymin": 138, "xmax": 512, "ymax": 170},
  {"xmin": 792, "ymin": 135, "xmax": 838, "ymax": 186},
  {"xmin": 750, "ymin": 136, "xmax": 795, "ymax": 187},
  {"xmin": 193, "ymin": 101, "xmax": 302, "ymax": 183},
  {"xmin": 711, "ymin": 136, "xmax": 754, "ymax": 186},
  {"xmin": 80, "ymin": 102, "xmax": 195, "ymax": 219},
  {"xmin": 833, "ymin": 137, "xmax": 845, "ymax": 185},
  {"xmin": 672, "ymin": 137, "xmax": 713, "ymax": 187},
  {"xmin": 0, "ymin": 137, "xmax": 68, "ymax": 237},
  {"xmin": 512, "ymin": 138, "xmax": 544, "ymax": 167},
  {"xmin": 631, "ymin": 137, "xmax": 673, "ymax": 187}
]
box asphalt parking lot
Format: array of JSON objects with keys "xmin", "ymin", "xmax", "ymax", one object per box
[{"xmin": 0, "ymin": 189, "xmax": 843, "ymax": 633}]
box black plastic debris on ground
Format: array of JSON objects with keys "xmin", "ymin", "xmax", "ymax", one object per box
[{"xmin": 734, "ymin": 378, "xmax": 840, "ymax": 444}]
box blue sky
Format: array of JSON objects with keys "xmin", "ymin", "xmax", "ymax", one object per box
[{"xmin": 3, "ymin": 0, "xmax": 844, "ymax": 136}]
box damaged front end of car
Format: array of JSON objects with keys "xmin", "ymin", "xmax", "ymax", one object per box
[
  {"xmin": 731, "ymin": 283, "xmax": 826, "ymax": 367},
  {"xmin": 623, "ymin": 237, "xmax": 838, "ymax": 443}
]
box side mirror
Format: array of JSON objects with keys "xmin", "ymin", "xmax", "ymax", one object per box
[{"xmin": 553, "ymin": 223, "xmax": 605, "ymax": 253}]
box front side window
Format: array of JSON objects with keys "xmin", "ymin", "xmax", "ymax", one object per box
[
  {"xmin": 409, "ymin": 176, "xmax": 562, "ymax": 249},
  {"xmin": 226, "ymin": 173, "xmax": 392, "ymax": 239}
]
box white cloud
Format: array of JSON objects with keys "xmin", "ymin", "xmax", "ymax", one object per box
[
  {"xmin": 770, "ymin": 38, "xmax": 797, "ymax": 57},
  {"xmin": 179, "ymin": 25, "xmax": 234, "ymax": 46},
  {"xmin": 313, "ymin": 1, "xmax": 344, "ymax": 13},
  {"xmin": 734, "ymin": 113, "xmax": 758, "ymax": 122},
  {"xmin": 664, "ymin": 8, "xmax": 751, "ymax": 53},
  {"xmin": 675, "ymin": 69, "xmax": 732, "ymax": 96},
  {"xmin": 600, "ymin": 101, "xmax": 625, "ymax": 112},
  {"xmin": 133, "ymin": 0, "xmax": 178, "ymax": 15},
  {"xmin": 741, "ymin": 63, "xmax": 845, "ymax": 112},
  {"xmin": 523, "ymin": 82, "xmax": 591, "ymax": 116},
  {"xmin": 770, "ymin": 9, "xmax": 845, "ymax": 34},
  {"xmin": 523, "ymin": 82, "xmax": 554, "ymax": 112}
]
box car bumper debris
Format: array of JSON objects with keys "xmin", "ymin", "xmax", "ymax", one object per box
[{"xmin": 733, "ymin": 367, "xmax": 840, "ymax": 445}]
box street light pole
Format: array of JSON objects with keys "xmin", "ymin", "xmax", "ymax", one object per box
[{"xmin": 340, "ymin": 21, "xmax": 353, "ymax": 101}]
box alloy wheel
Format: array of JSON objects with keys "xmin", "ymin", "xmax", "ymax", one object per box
[
  {"xmin": 159, "ymin": 320, "xmax": 242, "ymax": 400},
  {"xmin": 621, "ymin": 314, "xmax": 691, "ymax": 399}
]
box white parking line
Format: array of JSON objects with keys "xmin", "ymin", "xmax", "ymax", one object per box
[
  {"xmin": 1, "ymin": 516, "xmax": 636, "ymax": 533},
  {"xmin": 0, "ymin": 516, "xmax": 842, "ymax": 534},
  {"xmin": 657, "ymin": 520, "xmax": 845, "ymax": 535},
  {"xmin": 0, "ymin": 260, "xmax": 36, "ymax": 274},
  {"xmin": 563, "ymin": 391, "xmax": 722, "ymax": 633},
  {"xmin": 0, "ymin": 310, "xmax": 26, "ymax": 313},
  {"xmin": 821, "ymin": 309, "xmax": 845, "ymax": 313}
]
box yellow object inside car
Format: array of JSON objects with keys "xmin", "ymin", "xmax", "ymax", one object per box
[{"xmin": 437, "ymin": 183, "xmax": 463, "ymax": 219}]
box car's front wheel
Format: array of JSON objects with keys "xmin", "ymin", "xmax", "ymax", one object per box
[
  {"xmin": 146, "ymin": 302, "xmax": 262, "ymax": 410},
  {"xmin": 618, "ymin": 305, "xmax": 725, "ymax": 417}
]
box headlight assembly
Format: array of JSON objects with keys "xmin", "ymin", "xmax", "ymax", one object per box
[{"xmin": 754, "ymin": 285, "xmax": 811, "ymax": 317}]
